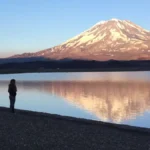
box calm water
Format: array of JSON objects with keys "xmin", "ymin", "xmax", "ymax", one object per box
[{"xmin": 0, "ymin": 72, "xmax": 150, "ymax": 128}]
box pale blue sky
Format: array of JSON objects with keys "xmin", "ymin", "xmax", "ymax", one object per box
[{"xmin": 0, "ymin": 0, "xmax": 150, "ymax": 57}]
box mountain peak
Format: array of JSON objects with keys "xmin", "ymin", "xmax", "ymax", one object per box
[
  {"xmin": 95, "ymin": 18, "xmax": 121, "ymax": 26},
  {"xmin": 111, "ymin": 18, "xmax": 120, "ymax": 21}
]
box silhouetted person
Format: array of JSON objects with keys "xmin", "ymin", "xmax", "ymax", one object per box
[{"xmin": 8, "ymin": 79, "xmax": 17, "ymax": 113}]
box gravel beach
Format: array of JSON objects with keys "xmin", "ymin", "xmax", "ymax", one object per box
[{"xmin": 0, "ymin": 107, "xmax": 150, "ymax": 150}]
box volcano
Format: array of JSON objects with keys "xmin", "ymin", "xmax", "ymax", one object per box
[{"xmin": 11, "ymin": 19, "xmax": 150, "ymax": 61}]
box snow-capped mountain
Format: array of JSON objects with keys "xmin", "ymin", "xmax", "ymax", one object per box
[{"xmin": 12, "ymin": 19, "xmax": 150, "ymax": 60}]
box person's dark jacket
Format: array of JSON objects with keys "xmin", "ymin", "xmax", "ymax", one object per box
[{"xmin": 8, "ymin": 84, "xmax": 17, "ymax": 97}]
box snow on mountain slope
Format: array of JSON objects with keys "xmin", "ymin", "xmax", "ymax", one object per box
[
  {"xmin": 11, "ymin": 19, "xmax": 150, "ymax": 60},
  {"xmin": 61, "ymin": 19, "xmax": 150, "ymax": 48}
]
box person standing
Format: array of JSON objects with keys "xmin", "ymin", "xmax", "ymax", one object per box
[{"xmin": 8, "ymin": 79, "xmax": 17, "ymax": 113}]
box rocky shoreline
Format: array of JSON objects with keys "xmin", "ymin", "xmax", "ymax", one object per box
[{"xmin": 0, "ymin": 107, "xmax": 150, "ymax": 150}]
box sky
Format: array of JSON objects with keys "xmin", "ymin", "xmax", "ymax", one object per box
[{"xmin": 0, "ymin": 0, "xmax": 150, "ymax": 58}]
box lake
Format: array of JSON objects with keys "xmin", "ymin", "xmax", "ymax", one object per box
[{"xmin": 0, "ymin": 72, "xmax": 150, "ymax": 128}]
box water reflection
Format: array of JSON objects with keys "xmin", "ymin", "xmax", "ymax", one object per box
[{"xmin": 1, "ymin": 80, "xmax": 150, "ymax": 123}]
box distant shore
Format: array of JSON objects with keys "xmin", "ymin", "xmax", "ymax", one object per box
[
  {"xmin": 1, "ymin": 67, "xmax": 150, "ymax": 74},
  {"xmin": 0, "ymin": 107, "xmax": 150, "ymax": 150},
  {"xmin": 1, "ymin": 59, "xmax": 150, "ymax": 74}
]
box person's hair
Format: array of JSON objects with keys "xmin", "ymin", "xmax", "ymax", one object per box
[{"xmin": 10, "ymin": 79, "xmax": 16, "ymax": 85}]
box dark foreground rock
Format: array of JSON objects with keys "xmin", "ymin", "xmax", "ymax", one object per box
[{"xmin": 0, "ymin": 107, "xmax": 150, "ymax": 150}]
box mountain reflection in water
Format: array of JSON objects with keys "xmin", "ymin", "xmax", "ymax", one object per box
[{"xmin": 4, "ymin": 80, "xmax": 150, "ymax": 123}]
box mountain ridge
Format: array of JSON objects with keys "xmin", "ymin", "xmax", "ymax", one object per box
[{"xmin": 10, "ymin": 19, "xmax": 150, "ymax": 61}]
